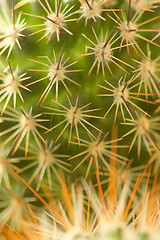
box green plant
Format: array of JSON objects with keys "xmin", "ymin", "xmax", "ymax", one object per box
[{"xmin": 0, "ymin": 0, "xmax": 160, "ymax": 239}]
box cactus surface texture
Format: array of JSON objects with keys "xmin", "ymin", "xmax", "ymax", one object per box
[{"xmin": 0, "ymin": 0, "xmax": 160, "ymax": 239}]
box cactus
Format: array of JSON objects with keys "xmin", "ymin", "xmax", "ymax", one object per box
[{"xmin": 0, "ymin": 0, "xmax": 160, "ymax": 239}]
